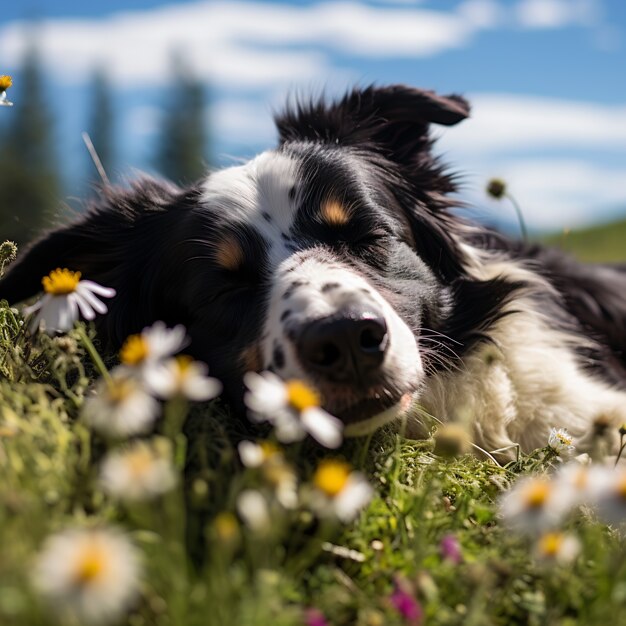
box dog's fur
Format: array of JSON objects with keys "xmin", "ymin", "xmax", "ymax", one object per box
[{"xmin": 2, "ymin": 85, "xmax": 626, "ymax": 458}]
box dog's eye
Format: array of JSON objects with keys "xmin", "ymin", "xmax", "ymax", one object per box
[{"xmin": 350, "ymin": 228, "xmax": 389, "ymax": 248}]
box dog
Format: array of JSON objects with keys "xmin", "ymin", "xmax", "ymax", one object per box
[{"xmin": 2, "ymin": 84, "xmax": 626, "ymax": 459}]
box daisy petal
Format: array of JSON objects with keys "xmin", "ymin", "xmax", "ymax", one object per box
[{"xmin": 301, "ymin": 408, "xmax": 343, "ymax": 449}]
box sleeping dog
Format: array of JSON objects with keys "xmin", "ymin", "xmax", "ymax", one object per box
[{"xmin": 1, "ymin": 85, "xmax": 625, "ymax": 459}]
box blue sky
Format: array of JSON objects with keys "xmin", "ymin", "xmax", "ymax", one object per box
[{"xmin": 1, "ymin": 0, "xmax": 626, "ymax": 231}]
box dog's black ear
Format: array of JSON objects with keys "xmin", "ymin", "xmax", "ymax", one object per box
[
  {"xmin": 0, "ymin": 178, "xmax": 190, "ymax": 344},
  {"xmin": 275, "ymin": 84, "xmax": 469, "ymax": 164}
]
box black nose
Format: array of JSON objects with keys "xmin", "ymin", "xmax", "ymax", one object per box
[{"xmin": 296, "ymin": 308, "xmax": 389, "ymax": 384}]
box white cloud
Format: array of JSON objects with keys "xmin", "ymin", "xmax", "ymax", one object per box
[
  {"xmin": 438, "ymin": 94, "xmax": 626, "ymax": 155},
  {"xmin": 467, "ymin": 159, "xmax": 626, "ymax": 230},
  {"xmin": 515, "ymin": 0, "xmax": 599, "ymax": 30},
  {"xmin": 0, "ymin": 1, "xmax": 495, "ymax": 89},
  {"xmin": 212, "ymin": 99, "xmax": 276, "ymax": 146}
]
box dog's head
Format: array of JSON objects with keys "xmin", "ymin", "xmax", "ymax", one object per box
[{"xmin": 0, "ymin": 85, "xmax": 478, "ymax": 433}]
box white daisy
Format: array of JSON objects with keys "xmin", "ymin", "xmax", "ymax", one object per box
[
  {"xmin": 144, "ymin": 355, "xmax": 222, "ymax": 401},
  {"xmin": 100, "ymin": 438, "xmax": 177, "ymax": 501},
  {"xmin": 31, "ymin": 527, "xmax": 142, "ymax": 625},
  {"xmin": 593, "ymin": 467, "xmax": 626, "ymax": 527},
  {"xmin": 82, "ymin": 366, "xmax": 160, "ymax": 438},
  {"xmin": 236, "ymin": 489, "xmax": 271, "ymax": 533},
  {"xmin": 498, "ymin": 474, "xmax": 574, "ymax": 535},
  {"xmin": 119, "ymin": 321, "xmax": 188, "ymax": 368},
  {"xmin": 238, "ymin": 440, "xmax": 298, "ymax": 509},
  {"xmin": 548, "ymin": 427, "xmax": 575, "ymax": 456},
  {"xmin": 534, "ymin": 531, "xmax": 581, "ymax": 565},
  {"xmin": 0, "ymin": 75, "xmax": 13, "ymax": 107},
  {"xmin": 243, "ymin": 371, "xmax": 343, "ymax": 448},
  {"xmin": 310, "ymin": 459, "xmax": 373, "ymax": 522},
  {"xmin": 23, "ymin": 268, "xmax": 115, "ymax": 334}
]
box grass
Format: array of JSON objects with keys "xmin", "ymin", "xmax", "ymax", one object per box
[
  {"xmin": 2, "ymin": 253, "xmax": 626, "ymax": 626},
  {"xmin": 542, "ymin": 217, "xmax": 626, "ymax": 263}
]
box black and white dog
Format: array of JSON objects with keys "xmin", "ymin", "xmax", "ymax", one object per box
[{"xmin": 2, "ymin": 85, "xmax": 626, "ymax": 458}]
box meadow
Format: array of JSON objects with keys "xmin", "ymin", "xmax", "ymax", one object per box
[{"xmin": 1, "ymin": 237, "xmax": 626, "ymax": 626}]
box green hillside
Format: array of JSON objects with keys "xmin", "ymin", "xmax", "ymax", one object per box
[{"xmin": 543, "ymin": 217, "xmax": 626, "ymax": 263}]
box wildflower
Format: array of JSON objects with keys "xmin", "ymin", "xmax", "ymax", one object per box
[
  {"xmin": 31, "ymin": 527, "xmax": 141, "ymax": 625},
  {"xmin": 439, "ymin": 533, "xmax": 462, "ymax": 564},
  {"xmin": 236, "ymin": 489, "xmax": 271, "ymax": 533},
  {"xmin": 238, "ymin": 440, "xmax": 298, "ymax": 508},
  {"xmin": 0, "ymin": 75, "xmax": 13, "ymax": 107},
  {"xmin": 144, "ymin": 354, "xmax": 222, "ymax": 401},
  {"xmin": 119, "ymin": 321, "xmax": 188, "ymax": 368},
  {"xmin": 304, "ymin": 608, "xmax": 329, "ymax": 626},
  {"xmin": 433, "ymin": 424, "xmax": 471, "ymax": 458},
  {"xmin": 593, "ymin": 467, "xmax": 626, "ymax": 526},
  {"xmin": 243, "ymin": 371, "xmax": 343, "ymax": 448},
  {"xmin": 498, "ymin": 475, "xmax": 572, "ymax": 534},
  {"xmin": 534, "ymin": 531, "xmax": 581, "ymax": 565},
  {"xmin": 100, "ymin": 438, "xmax": 176, "ymax": 501},
  {"xmin": 486, "ymin": 178, "xmax": 506, "ymax": 199},
  {"xmin": 212, "ymin": 512, "xmax": 241, "ymax": 546},
  {"xmin": 311, "ymin": 459, "xmax": 373, "ymax": 522},
  {"xmin": 0, "ymin": 240, "xmax": 17, "ymax": 276},
  {"xmin": 82, "ymin": 366, "xmax": 160, "ymax": 438},
  {"xmin": 553, "ymin": 462, "xmax": 601, "ymax": 507},
  {"xmin": 23, "ymin": 268, "xmax": 115, "ymax": 334},
  {"xmin": 389, "ymin": 580, "xmax": 423, "ymax": 624},
  {"xmin": 548, "ymin": 427, "xmax": 575, "ymax": 456}
]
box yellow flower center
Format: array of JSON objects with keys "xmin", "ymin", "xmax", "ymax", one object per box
[
  {"xmin": 125, "ymin": 447, "xmax": 155, "ymax": 479},
  {"xmin": 538, "ymin": 532, "xmax": 563, "ymax": 557},
  {"xmin": 260, "ymin": 441, "xmax": 280, "ymax": 460},
  {"xmin": 314, "ymin": 459, "xmax": 351, "ymax": 497},
  {"xmin": 0, "ymin": 75, "xmax": 12, "ymax": 90},
  {"xmin": 42, "ymin": 268, "xmax": 81, "ymax": 295},
  {"xmin": 107, "ymin": 378, "xmax": 136, "ymax": 404},
  {"xmin": 213, "ymin": 512, "xmax": 239, "ymax": 542},
  {"xmin": 523, "ymin": 480, "xmax": 551, "ymax": 508},
  {"xmin": 286, "ymin": 380, "xmax": 320, "ymax": 412},
  {"xmin": 120, "ymin": 334, "xmax": 149, "ymax": 365},
  {"xmin": 73, "ymin": 542, "xmax": 108, "ymax": 586},
  {"xmin": 175, "ymin": 355, "xmax": 194, "ymax": 376},
  {"xmin": 616, "ymin": 475, "xmax": 626, "ymax": 500},
  {"xmin": 556, "ymin": 432, "xmax": 573, "ymax": 446}
]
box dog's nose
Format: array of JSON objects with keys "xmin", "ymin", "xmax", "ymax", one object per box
[{"xmin": 296, "ymin": 308, "xmax": 388, "ymax": 384}]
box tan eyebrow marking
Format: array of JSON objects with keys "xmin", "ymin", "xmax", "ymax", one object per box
[
  {"xmin": 320, "ymin": 199, "xmax": 351, "ymax": 227},
  {"xmin": 214, "ymin": 235, "xmax": 245, "ymax": 271}
]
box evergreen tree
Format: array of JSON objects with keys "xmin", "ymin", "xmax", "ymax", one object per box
[
  {"xmin": 0, "ymin": 44, "xmax": 61, "ymax": 246},
  {"xmin": 86, "ymin": 67, "xmax": 115, "ymax": 183},
  {"xmin": 155, "ymin": 53, "xmax": 208, "ymax": 184}
]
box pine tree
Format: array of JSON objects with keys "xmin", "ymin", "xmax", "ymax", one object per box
[
  {"xmin": 155, "ymin": 52, "xmax": 208, "ymax": 184},
  {"xmin": 86, "ymin": 67, "xmax": 115, "ymax": 183},
  {"xmin": 0, "ymin": 44, "xmax": 61, "ymax": 246}
]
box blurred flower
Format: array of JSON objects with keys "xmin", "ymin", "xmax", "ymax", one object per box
[
  {"xmin": 311, "ymin": 459, "xmax": 373, "ymax": 522},
  {"xmin": 212, "ymin": 512, "xmax": 240, "ymax": 546},
  {"xmin": 593, "ymin": 467, "xmax": 626, "ymax": 526},
  {"xmin": 243, "ymin": 371, "xmax": 343, "ymax": 448},
  {"xmin": 534, "ymin": 531, "xmax": 581, "ymax": 565},
  {"xmin": 238, "ymin": 440, "xmax": 297, "ymax": 508},
  {"xmin": 389, "ymin": 580, "xmax": 423, "ymax": 624},
  {"xmin": 82, "ymin": 366, "xmax": 160, "ymax": 438},
  {"xmin": 433, "ymin": 424, "xmax": 471, "ymax": 459},
  {"xmin": 144, "ymin": 354, "xmax": 222, "ymax": 401},
  {"xmin": 23, "ymin": 268, "xmax": 115, "ymax": 334},
  {"xmin": 486, "ymin": 178, "xmax": 506, "ymax": 199},
  {"xmin": 0, "ymin": 240, "xmax": 17, "ymax": 276},
  {"xmin": 236, "ymin": 489, "xmax": 271, "ymax": 533},
  {"xmin": 553, "ymin": 462, "xmax": 601, "ymax": 507},
  {"xmin": 548, "ymin": 427, "xmax": 575, "ymax": 456},
  {"xmin": 100, "ymin": 438, "xmax": 176, "ymax": 501},
  {"xmin": 499, "ymin": 475, "xmax": 572, "ymax": 534},
  {"xmin": 304, "ymin": 608, "xmax": 329, "ymax": 626},
  {"xmin": 31, "ymin": 527, "xmax": 141, "ymax": 625},
  {"xmin": 119, "ymin": 322, "xmax": 188, "ymax": 368},
  {"xmin": 439, "ymin": 533, "xmax": 462, "ymax": 564},
  {"xmin": 0, "ymin": 75, "xmax": 13, "ymax": 107}
]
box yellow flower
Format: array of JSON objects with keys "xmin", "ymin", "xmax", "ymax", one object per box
[
  {"xmin": 42, "ymin": 268, "xmax": 82, "ymax": 295},
  {"xmin": 119, "ymin": 334, "xmax": 149, "ymax": 365},
  {"xmin": 314, "ymin": 460, "xmax": 351, "ymax": 498},
  {"xmin": 0, "ymin": 75, "xmax": 12, "ymax": 91},
  {"xmin": 285, "ymin": 379, "xmax": 321, "ymax": 411}
]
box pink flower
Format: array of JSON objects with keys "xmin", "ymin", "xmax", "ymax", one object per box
[
  {"xmin": 390, "ymin": 587, "xmax": 423, "ymax": 624},
  {"xmin": 440, "ymin": 533, "xmax": 462, "ymax": 564},
  {"xmin": 304, "ymin": 608, "xmax": 329, "ymax": 626}
]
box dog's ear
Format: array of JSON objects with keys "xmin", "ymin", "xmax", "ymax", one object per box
[
  {"xmin": 0, "ymin": 178, "xmax": 189, "ymax": 344},
  {"xmin": 275, "ymin": 84, "xmax": 469, "ymax": 165}
]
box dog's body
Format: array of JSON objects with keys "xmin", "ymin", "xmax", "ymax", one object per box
[{"xmin": 2, "ymin": 85, "xmax": 626, "ymax": 458}]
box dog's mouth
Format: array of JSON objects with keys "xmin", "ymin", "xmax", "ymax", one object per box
[{"xmin": 325, "ymin": 388, "xmax": 417, "ymax": 436}]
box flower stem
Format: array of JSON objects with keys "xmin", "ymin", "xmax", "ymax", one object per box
[
  {"xmin": 75, "ymin": 324, "xmax": 112, "ymax": 384},
  {"xmin": 505, "ymin": 192, "xmax": 528, "ymax": 242}
]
